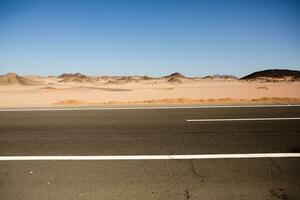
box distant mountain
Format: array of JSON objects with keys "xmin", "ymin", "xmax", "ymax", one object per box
[
  {"xmin": 202, "ymin": 75, "xmax": 238, "ymax": 80},
  {"xmin": 241, "ymin": 69, "xmax": 300, "ymax": 81},
  {"xmin": 58, "ymin": 73, "xmax": 92, "ymax": 83},
  {"xmin": 58, "ymin": 73, "xmax": 87, "ymax": 79},
  {"xmin": 160, "ymin": 72, "xmax": 187, "ymax": 84},
  {"xmin": 163, "ymin": 72, "xmax": 186, "ymax": 79},
  {"xmin": 0, "ymin": 73, "xmax": 39, "ymax": 85}
]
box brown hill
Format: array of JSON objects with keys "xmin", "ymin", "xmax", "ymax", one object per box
[
  {"xmin": 58, "ymin": 73, "xmax": 86, "ymax": 78},
  {"xmin": 58, "ymin": 73, "xmax": 92, "ymax": 83},
  {"xmin": 202, "ymin": 75, "xmax": 238, "ymax": 80},
  {"xmin": 0, "ymin": 73, "xmax": 39, "ymax": 85},
  {"xmin": 167, "ymin": 77, "xmax": 182, "ymax": 83},
  {"xmin": 105, "ymin": 76, "xmax": 142, "ymax": 84},
  {"xmin": 162, "ymin": 72, "xmax": 186, "ymax": 84},
  {"xmin": 241, "ymin": 69, "xmax": 300, "ymax": 81},
  {"xmin": 163, "ymin": 72, "xmax": 186, "ymax": 79}
]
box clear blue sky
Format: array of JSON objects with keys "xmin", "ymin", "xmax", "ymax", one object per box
[{"xmin": 0, "ymin": 0, "xmax": 299, "ymax": 77}]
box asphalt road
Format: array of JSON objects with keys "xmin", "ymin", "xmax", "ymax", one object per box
[{"xmin": 0, "ymin": 106, "xmax": 300, "ymax": 199}]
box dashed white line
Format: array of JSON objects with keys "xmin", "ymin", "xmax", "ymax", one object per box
[
  {"xmin": 0, "ymin": 153, "xmax": 299, "ymax": 161},
  {"xmin": 187, "ymin": 117, "xmax": 300, "ymax": 122}
]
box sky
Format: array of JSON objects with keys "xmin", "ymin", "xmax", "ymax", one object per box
[{"xmin": 0, "ymin": 0, "xmax": 300, "ymax": 77}]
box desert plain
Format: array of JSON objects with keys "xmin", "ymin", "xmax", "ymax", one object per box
[{"xmin": 0, "ymin": 70, "xmax": 300, "ymax": 108}]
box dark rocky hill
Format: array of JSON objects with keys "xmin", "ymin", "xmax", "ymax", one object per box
[{"xmin": 241, "ymin": 69, "xmax": 300, "ymax": 80}]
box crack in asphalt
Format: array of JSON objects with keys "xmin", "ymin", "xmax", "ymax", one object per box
[
  {"xmin": 184, "ymin": 186, "xmax": 191, "ymax": 200},
  {"xmin": 269, "ymin": 158, "xmax": 283, "ymax": 175},
  {"xmin": 270, "ymin": 188, "xmax": 290, "ymax": 200},
  {"xmin": 189, "ymin": 160, "xmax": 206, "ymax": 185}
]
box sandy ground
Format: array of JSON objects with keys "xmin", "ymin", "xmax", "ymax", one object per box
[{"xmin": 0, "ymin": 78, "xmax": 300, "ymax": 108}]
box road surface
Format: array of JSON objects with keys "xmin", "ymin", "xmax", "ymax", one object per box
[{"xmin": 0, "ymin": 106, "xmax": 299, "ymax": 199}]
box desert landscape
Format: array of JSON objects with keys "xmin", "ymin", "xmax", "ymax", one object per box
[
  {"xmin": 0, "ymin": 69, "xmax": 299, "ymax": 108},
  {"xmin": 1, "ymin": 1, "xmax": 300, "ymax": 199}
]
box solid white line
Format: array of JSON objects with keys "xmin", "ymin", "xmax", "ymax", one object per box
[
  {"xmin": 0, "ymin": 153, "xmax": 299, "ymax": 161},
  {"xmin": 0, "ymin": 104, "xmax": 299, "ymax": 112},
  {"xmin": 187, "ymin": 117, "xmax": 300, "ymax": 122}
]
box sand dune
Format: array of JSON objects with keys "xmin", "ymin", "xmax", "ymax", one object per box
[
  {"xmin": 67, "ymin": 86, "xmax": 132, "ymax": 92},
  {"xmin": 0, "ymin": 73, "xmax": 40, "ymax": 85},
  {"xmin": 41, "ymin": 86, "xmax": 132, "ymax": 92},
  {"xmin": 53, "ymin": 99, "xmax": 91, "ymax": 105},
  {"xmin": 250, "ymin": 97, "xmax": 300, "ymax": 102},
  {"xmin": 1, "ymin": 69, "xmax": 299, "ymax": 86},
  {"xmin": 125, "ymin": 97, "xmax": 300, "ymax": 104},
  {"xmin": 0, "ymin": 69, "xmax": 299, "ymax": 108},
  {"xmin": 41, "ymin": 86, "xmax": 64, "ymax": 93},
  {"xmin": 51, "ymin": 97, "xmax": 300, "ymax": 106}
]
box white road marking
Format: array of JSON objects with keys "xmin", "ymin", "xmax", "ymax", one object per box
[
  {"xmin": 0, "ymin": 104, "xmax": 299, "ymax": 112},
  {"xmin": 187, "ymin": 117, "xmax": 300, "ymax": 122},
  {"xmin": 0, "ymin": 153, "xmax": 299, "ymax": 161}
]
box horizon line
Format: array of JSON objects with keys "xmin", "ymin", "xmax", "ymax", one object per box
[{"xmin": 1, "ymin": 68, "xmax": 299, "ymax": 78}]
